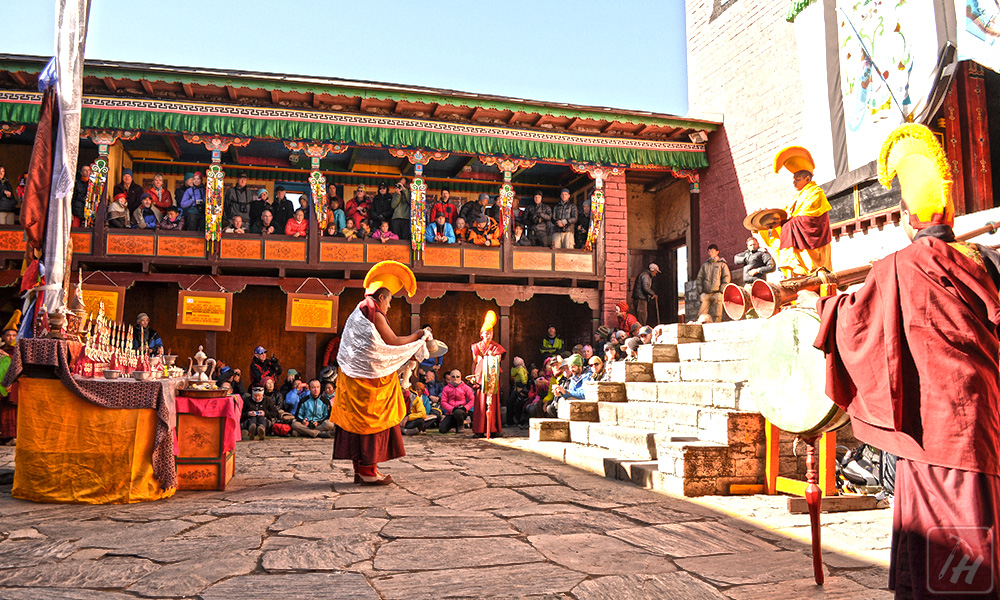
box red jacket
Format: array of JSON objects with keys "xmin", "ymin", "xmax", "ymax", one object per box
[
  {"xmin": 429, "ymin": 201, "xmax": 457, "ymax": 225},
  {"xmin": 285, "ymin": 218, "xmax": 308, "ymax": 237}
]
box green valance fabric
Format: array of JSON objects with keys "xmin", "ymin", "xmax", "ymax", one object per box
[{"xmin": 0, "ymin": 95, "xmax": 709, "ymax": 170}]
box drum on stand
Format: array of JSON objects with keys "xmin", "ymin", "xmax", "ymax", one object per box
[{"xmin": 747, "ymin": 308, "xmax": 849, "ymax": 437}]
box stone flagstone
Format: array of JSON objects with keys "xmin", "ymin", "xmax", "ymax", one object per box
[
  {"xmin": 572, "ymin": 572, "xmax": 728, "ymax": 600},
  {"xmin": 200, "ymin": 573, "xmax": 379, "ymax": 600},
  {"xmin": 528, "ymin": 532, "xmax": 678, "ymax": 575},
  {"xmin": 609, "ymin": 520, "xmax": 778, "ymax": 557},
  {"xmin": 372, "ymin": 563, "xmax": 586, "ymax": 600},
  {"xmin": 374, "ymin": 537, "xmax": 542, "ymax": 571}
]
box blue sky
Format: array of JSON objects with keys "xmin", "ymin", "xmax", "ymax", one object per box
[{"xmin": 3, "ymin": 0, "xmax": 689, "ymax": 115}]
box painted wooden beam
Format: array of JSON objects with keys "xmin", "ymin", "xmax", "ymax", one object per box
[
  {"xmin": 103, "ymin": 77, "xmax": 117, "ymax": 93},
  {"xmin": 140, "ymin": 80, "xmax": 155, "ymax": 96},
  {"xmin": 182, "ymin": 83, "xmax": 194, "ymax": 98},
  {"xmin": 226, "ymin": 86, "xmax": 238, "ymax": 101},
  {"xmin": 270, "ymin": 89, "xmax": 281, "ymax": 104},
  {"xmin": 9, "ymin": 72, "xmax": 27, "ymax": 87}
]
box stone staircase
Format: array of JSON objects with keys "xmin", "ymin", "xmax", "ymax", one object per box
[{"xmin": 526, "ymin": 320, "xmax": 770, "ymax": 497}]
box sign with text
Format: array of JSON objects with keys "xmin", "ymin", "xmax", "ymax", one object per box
[
  {"xmin": 72, "ymin": 284, "xmax": 126, "ymax": 323},
  {"xmin": 285, "ymin": 293, "xmax": 338, "ymax": 333},
  {"xmin": 176, "ymin": 291, "xmax": 233, "ymax": 332}
]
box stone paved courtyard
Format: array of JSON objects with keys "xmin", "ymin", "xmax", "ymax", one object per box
[{"xmin": 0, "ymin": 436, "xmax": 894, "ymax": 599}]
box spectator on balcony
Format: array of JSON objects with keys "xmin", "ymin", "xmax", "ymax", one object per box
[
  {"xmin": 325, "ymin": 197, "xmax": 346, "ymax": 236},
  {"xmin": 297, "ymin": 194, "xmax": 312, "ymax": 221},
  {"xmin": 551, "ymin": 188, "xmax": 578, "ymax": 249},
  {"xmin": 174, "ymin": 173, "xmax": 192, "ymax": 211},
  {"xmin": 453, "ymin": 217, "xmax": 468, "ymax": 243},
  {"xmin": 426, "ymin": 213, "xmax": 456, "ymax": 244},
  {"xmin": 429, "ymin": 188, "xmax": 457, "ymax": 225},
  {"xmin": 371, "ymin": 219, "xmax": 399, "ymax": 243},
  {"xmin": 71, "ymin": 164, "xmax": 91, "ymax": 227},
  {"xmin": 370, "ymin": 183, "xmax": 393, "ymax": 229},
  {"xmin": 459, "ymin": 193, "xmax": 488, "ymax": 227},
  {"xmin": 224, "ymin": 172, "xmax": 253, "ymax": 225},
  {"xmin": 114, "ymin": 168, "xmax": 145, "ymax": 213},
  {"xmin": 146, "ymin": 173, "xmax": 173, "ymax": 211},
  {"xmin": 0, "ymin": 166, "xmax": 16, "ymax": 225},
  {"xmin": 271, "ymin": 186, "xmax": 295, "ymax": 233},
  {"xmin": 512, "ymin": 223, "xmax": 532, "ymax": 246},
  {"xmin": 468, "ymin": 214, "xmax": 499, "ymax": 247},
  {"xmin": 390, "ymin": 177, "xmax": 411, "ymax": 240},
  {"xmin": 158, "ymin": 205, "xmax": 184, "ymax": 230},
  {"xmin": 251, "ymin": 209, "xmax": 276, "ymax": 235},
  {"xmin": 346, "ymin": 185, "xmax": 370, "ymax": 227},
  {"xmin": 107, "ymin": 193, "xmax": 131, "ymax": 229},
  {"xmin": 358, "ymin": 217, "xmax": 373, "ymax": 240},
  {"xmin": 575, "ymin": 198, "xmax": 591, "ymax": 249},
  {"xmin": 540, "ymin": 325, "xmax": 563, "ymax": 359},
  {"xmin": 524, "ymin": 190, "xmax": 552, "ymax": 247},
  {"xmin": 285, "ymin": 208, "xmax": 308, "ymax": 237},
  {"xmin": 223, "ymin": 215, "xmax": 246, "ymax": 234},
  {"xmin": 249, "ymin": 187, "xmax": 272, "ymax": 227},
  {"xmin": 340, "ymin": 216, "xmax": 359, "ymax": 240},
  {"xmin": 180, "ymin": 171, "xmax": 206, "ymax": 231},
  {"xmin": 132, "ymin": 193, "xmax": 162, "ymax": 230}
]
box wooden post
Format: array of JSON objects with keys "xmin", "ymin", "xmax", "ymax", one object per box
[
  {"xmin": 688, "ymin": 182, "xmax": 701, "ymax": 281},
  {"xmin": 942, "ymin": 77, "xmax": 966, "ymax": 215},
  {"xmin": 305, "ymin": 332, "xmax": 316, "ymax": 380},
  {"xmin": 204, "ymin": 331, "xmax": 217, "ymax": 360},
  {"xmin": 804, "ymin": 436, "xmax": 825, "ymax": 586},
  {"xmin": 958, "ymin": 62, "xmax": 994, "ymax": 213},
  {"xmin": 499, "ymin": 304, "xmax": 511, "ymax": 426}
]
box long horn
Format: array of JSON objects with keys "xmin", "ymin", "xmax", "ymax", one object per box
[{"xmin": 723, "ymin": 283, "xmax": 753, "ymax": 320}]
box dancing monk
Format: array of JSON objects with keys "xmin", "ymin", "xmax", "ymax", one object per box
[
  {"xmin": 471, "ymin": 310, "xmax": 504, "ymax": 438},
  {"xmin": 759, "ymin": 146, "xmax": 833, "ymax": 277},
  {"xmin": 809, "ymin": 124, "xmax": 1000, "ymax": 599},
  {"xmin": 332, "ymin": 260, "xmax": 432, "ymax": 485}
]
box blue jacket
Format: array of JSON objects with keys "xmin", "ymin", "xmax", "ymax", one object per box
[
  {"xmin": 425, "ymin": 222, "xmax": 456, "ymax": 243},
  {"xmin": 296, "ymin": 395, "xmax": 330, "ymax": 422},
  {"xmin": 285, "ymin": 389, "xmax": 306, "ymax": 415},
  {"xmin": 181, "ymin": 186, "xmax": 205, "ymax": 210},
  {"xmin": 330, "ymin": 208, "xmax": 346, "ymax": 233},
  {"xmin": 560, "ymin": 372, "xmax": 592, "ymax": 400}
]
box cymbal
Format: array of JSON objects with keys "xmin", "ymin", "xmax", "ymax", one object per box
[
  {"xmin": 427, "ymin": 340, "xmax": 449, "ymax": 359},
  {"xmin": 743, "ymin": 208, "xmax": 788, "ymax": 232}
]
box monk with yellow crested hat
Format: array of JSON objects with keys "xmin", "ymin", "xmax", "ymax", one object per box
[
  {"xmin": 331, "ymin": 260, "xmax": 432, "ymax": 485},
  {"xmin": 471, "ymin": 309, "xmax": 505, "ymax": 438},
  {"xmin": 758, "ymin": 146, "xmax": 833, "ymax": 277},
  {"xmin": 811, "ymin": 123, "xmax": 1000, "ymax": 597},
  {"xmin": 0, "ymin": 309, "xmax": 19, "ymax": 442}
]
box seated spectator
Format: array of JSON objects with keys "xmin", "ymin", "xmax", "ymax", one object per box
[
  {"xmin": 262, "ymin": 376, "xmax": 293, "ymax": 433},
  {"xmin": 341, "ymin": 217, "xmax": 360, "ymax": 240},
  {"xmin": 625, "ymin": 337, "xmax": 641, "ymax": 360},
  {"xmin": 420, "ymin": 372, "xmax": 443, "ymax": 426},
  {"xmin": 241, "ymin": 386, "xmax": 268, "ymax": 441},
  {"xmin": 370, "ymin": 183, "xmax": 393, "ymax": 229},
  {"xmin": 280, "ymin": 368, "xmax": 301, "ymax": 396},
  {"xmin": 291, "ymin": 379, "xmax": 334, "ymax": 438},
  {"xmin": 357, "ymin": 218, "xmax": 372, "ymax": 239},
  {"xmin": 285, "ymin": 208, "xmax": 308, "ymax": 237},
  {"xmin": 616, "ymin": 301, "xmax": 638, "ymax": 333},
  {"xmin": 325, "ymin": 197, "xmax": 346, "ymax": 236},
  {"xmin": 107, "ymin": 193, "xmax": 131, "ymax": 228},
  {"xmin": 224, "ymin": 215, "xmax": 246, "ymax": 234},
  {"xmin": 581, "ymin": 345, "xmax": 594, "ymax": 361},
  {"xmin": 426, "ymin": 213, "xmax": 456, "ymax": 244},
  {"xmin": 146, "ymin": 173, "xmax": 173, "ymax": 211},
  {"xmin": 604, "ymin": 341, "xmax": 621, "ymax": 364},
  {"xmin": 403, "ymin": 383, "xmax": 429, "ymax": 435},
  {"xmin": 439, "ymin": 369, "xmax": 474, "ymax": 433},
  {"xmin": 158, "ymin": 205, "xmax": 184, "ymax": 230},
  {"xmin": 512, "ymin": 223, "xmax": 532, "ymax": 246},
  {"xmin": 507, "ymin": 357, "xmax": 529, "ymax": 428},
  {"xmin": 429, "ymin": 188, "xmax": 457, "ymax": 225},
  {"xmin": 251, "ymin": 209, "xmax": 276, "ymax": 235},
  {"xmin": 524, "ymin": 377, "xmax": 549, "ymax": 420},
  {"xmin": 637, "ymin": 325, "xmax": 653, "ymax": 345},
  {"xmin": 453, "ymin": 217, "xmax": 468, "ymax": 243},
  {"xmin": 547, "ymin": 354, "xmax": 588, "ymax": 416},
  {"xmin": 595, "ymin": 325, "xmax": 613, "ymax": 347},
  {"xmin": 588, "ymin": 356, "xmax": 606, "ymax": 382},
  {"xmin": 180, "ymin": 171, "xmax": 206, "ymax": 231},
  {"xmin": 132, "ymin": 193, "xmax": 161, "ymax": 229},
  {"xmin": 371, "ymin": 220, "xmax": 399, "ymax": 243},
  {"xmin": 468, "ymin": 214, "xmax": 499, "ymax": 246}
]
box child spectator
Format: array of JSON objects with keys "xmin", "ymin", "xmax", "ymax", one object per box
[
  {"xmin": 358, "ymin": 218, "xmax": 372, "ymax": 239},
  {"xmin": 285, "ymin": 209, "xmax": 308, "ymax": 237},
  {"xmin": 453, "ymin": 217, "xmax": 468, "ymax": 243},
  {"xmin": 241, "ymin": 386, "xmax": 268, "ymax": 441},
  {"xmin": 371, "ymin": 220, "xmax": 399, "ymax": 243},
  {"xmin": 325, "ymin": 197, "xmax": 346, "ymax": 236},
  {"xmin": 403, "ymin": 383, "xmax": 428, "ymax": 435},
  {"xmin": 158, "ymin": 205, "xmax": 184, "ymax": 230},
  {"xmin": 107, "ymin": 193, "xmax": 131, "ymax": 228}
]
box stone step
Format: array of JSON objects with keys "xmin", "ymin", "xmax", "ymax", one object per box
[
  {"xmin": 569, "ymin": 422, "xmax": 660, "ymax": 460},
  {"xmin": 608, "ymin": 361, "xmax": 654, "ymax": 383},
  {"xmin": 637, "ymin": 344, "xmax": 679, "ymax": 363},
  {"xmin": 600, "ymin": 401, "xmax": 763, "ymax": 447},
  {"xmin": 528, "ymin": 418, "xmax": 569, "ymax": 442},
  {"xmin": 624, "ymin": 381, "xmax": 749, "ymax": 410},
  {"xmin": 678, "ymin": 359, "xmax": 748, "ymax": 383},
  {"xmin": 700, "ymin": 319, "xmax": 764, "ymax": 342},
  {"xmin": 583, "ymin": 381, "xmax": 626, "ymax": 403},
  {"xmin": 556, "ymin": 400, "xmax": 600, "ymax": 422},
  {"xmin": 652, "ymin": 323, "xmax": 704, "ymax": 344},
  {"xmin": 656, "ymin": 438, "xmax": 764, "ymax": 496},
  {"xmin": 676, "ymin": 338, "xmax": 754, "ymax": 363}
]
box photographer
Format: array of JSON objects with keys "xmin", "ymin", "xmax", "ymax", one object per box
[{"xmin": 249, "ymin": 345, "xmax": 283, "ymax": 388}]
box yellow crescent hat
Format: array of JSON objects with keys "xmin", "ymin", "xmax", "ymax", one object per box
[
  {"xmin": 878, "ymin": 124, "xmax": 953, "ymax": 230},
  {"xmin": 481, "ymin": 310, "xmax": 497, "ymax": 333},
  {"xmin": 3, "ymin": 310, "xmax": 21, "ymax": 333},
  {"xmin": 363, "ymin": 260, "xmax": 417, "ymax": 297},
  {"xmin": 773, "ymin": 146, "xmax": 816, "ymax": 174}
]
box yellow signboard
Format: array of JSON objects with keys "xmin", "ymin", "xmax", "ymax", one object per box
[
  {"xmin": 72, "ymin": 285, "xmax": 125, "ymax": 322},
  {"xmin": 176, "ymin": 291, "xmax": 233, "ymax": 332},
  {"xmin": 285, "ymin": 294, "xmax": 338, "ymax": 333}
]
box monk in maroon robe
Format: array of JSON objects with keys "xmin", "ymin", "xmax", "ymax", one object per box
[
  {"xmin": 471, "ymin": 310, "xmax": 504, "ymax": 438},
  {"xmin": 811, "ymin": 124, "xmax": 1000, "ymax": 599}
]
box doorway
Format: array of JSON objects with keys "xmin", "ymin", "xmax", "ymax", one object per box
[{"xmin": 628, "ymin": 239, "xmax": 682, "ymax": 326}]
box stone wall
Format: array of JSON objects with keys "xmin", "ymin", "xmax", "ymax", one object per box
[{"xmin": 626, "ymin": 180, "xmax": 689, "ymax": 251}]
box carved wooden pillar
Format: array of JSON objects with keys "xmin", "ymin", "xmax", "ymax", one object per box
[
  {"xmin": 499, "ymin": 304, "xmax": 511, "ymax": 414},
  {"xmin": 957, "ymin": 62, "xmax": 994, "ymax": 213},
  {"xmin": 942, "ymin": 77, "xmax": 966, "ymax": 215}
]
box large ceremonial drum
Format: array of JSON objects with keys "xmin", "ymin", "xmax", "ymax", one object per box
[{"xmin": 747, "ymin": 308, "xmax": 850, "ymax": 436}]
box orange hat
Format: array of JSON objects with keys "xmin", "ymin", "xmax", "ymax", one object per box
[
  {"xmin": 774, "ymin": 146, "xmax": 815, "ymax": 174},
  {"xmin": 878, "ymin": 124, "xmax": 953, "ymax": 230},
  {"xmin": 481, "ymin": 310, "xmax": 497, "ymax": 333},
  {"xmin": 363, "ymin": 260, "xmax": 417, "ymax": 297}
]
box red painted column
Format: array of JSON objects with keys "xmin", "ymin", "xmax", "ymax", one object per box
[
  {"xmin": 958, "ymin": 62, "xmax": 994, "ymax": 214},
  {"xmin": 602, "ymin": 173, "xmax": 628, "ymax": 327},
  {"xmin": 942, "ymin": 77, "xmax": 966, "ymax": 215}
]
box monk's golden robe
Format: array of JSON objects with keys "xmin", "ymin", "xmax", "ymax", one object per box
[{"xmin": 759, "ymin": 181, "xmax": 833, "ymax": 277}]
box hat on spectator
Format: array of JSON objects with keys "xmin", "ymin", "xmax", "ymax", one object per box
[
  {"xmin": 649, "ymin": 263, "xmax": 660, "ymax": 273},
  {"xmin": 122, "ymin": 168, "xmax": 133, "ymax": 177},
  {"xmin": 629, "ymin": 321, "xmax": 641, "ymax": 333},
  {"xmin": 238, "ymin": 172, "xmax": 248, "ymax": 178},
  {"xmin": 441, "ymin": 187, "xmax": 449, "ymax": 193},
  {"xmin": 254, "ymin": 345, "xmax": 267, "ymax": 355},
  {"xmin": 184, "ymin": 172, "xmax": 194, "ymax": 180},
  {"xmin": 475, "ymin": 215, "xmax": 488, "ymax": 225},
  {"xmin": 113, "ymin": 192, "xmax": 127, "ymax": 202},
  {"xmin": 139, "ymin": 192, "xmax": 150, "ymax": 201},
  {"xmin": 357, "ymin": 185, "xmax": 365, "ymax": 191},
  {"xmin": 257, "ymin": 188, "xmax": 268, "ymax": 198},
  {"xmin": 288, "ymin": 369, "xmax": 299, "ymax": 377},
  {"xmin": 596, "ymin": 325, "xmax": 612, "ymax": 339},
  {"xmin": 136, "ymin": 313, "xmax": 149, "ymax": 323},
  {"xmin": 194, "ymin": 171, "xmax": 203, "ymax": 178},
  {"xmin": 534, "ymin": 190, "xmax": 543, "ymax": 197},
  {"xmin": 616, "ymin": 301, "xmax": 629, "ymax": 313},
  {"xmin": 626, "ymin": 337, "xmax": 641, "ymax": 353},
  {"xmin": 378, "ymin": 182, "xmax": 388, "ymax": 189},
  {"xmin": 638, "ymin": 326, "xmax": 653, "ymax": 336},
  {"xmin": 275, "ymin": 185, "xmax": 285, "ymax": 192},
  {"xmin": 566, "ymin": 354, "xmax": 584, "ymax": 367},
  {"xmin": 251, "ymin": 386, "xmax": 264, "ymax": 394},
  {"xmin": 560, "ymin": 188, "xmax": 570, "ymax": 194},
  {"xmin": 261, "ymin": 376, "xmax": 274, "ymax": 386}
]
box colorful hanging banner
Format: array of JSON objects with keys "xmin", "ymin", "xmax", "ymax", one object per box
[
  {"xmin": 83, "ymin": 157, "xmax": 107, "ymax": 227},
  {"xmin": 205, "ymin": 164, "xmax": 225, "ymax": 251},
  {"xmin": 585, "ymin": 189, "xmax": 605, "ymax": 252}
]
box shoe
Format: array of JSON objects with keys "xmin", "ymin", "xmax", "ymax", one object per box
[
  {"xmin": 353, "ymin": 473, "xmax": 361, "ymax": 483},
  {"xmin": 403, "ymin": 428, "xmax": 418, "ymax": 436},
  {"xmin": 317, "ymin": 431, "xmax": 332, "ymax": 439},
  {"xmin": 241, "ymin": 429, "xmax": 249, "ymax": 439},
  {"xmin": 473, "ymin": 433, "xmax": 485, "ymax": 439},
  {"xmin": 493, "ymin": 432, "xmax": 503, "ymax": 438}
]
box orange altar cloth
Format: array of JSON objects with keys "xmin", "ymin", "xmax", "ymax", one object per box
[{"xmin": 13, "ymin": 377, "xmax": 175, "ymax": 504}]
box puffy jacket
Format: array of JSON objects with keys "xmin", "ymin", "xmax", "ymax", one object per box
[
  {"xmin": 440, "ymin": 382, "xmax": 474, "ymax": 414},
  {"xmin": 370, "ymin": 193, "xmax": 393, "ymax": 225},
  {"xmin": 132, "ymin": 205, "xmax": 162, "ymax": 229},
  {"xmin": 326, "ymin": 208, "xmax": 346, "ymax": 234},
  {"xmin": 146, "ymin": 186, "xmax": 173, "ymax": 210},
  {"xmin": 180, "ymin": 186, "xmax": 205, "ymax": 210},
  {"xmin": 285, "ymin": 218, "xmax": 308, "ymax": 237},
  {"xmin": 734, "ymin": 248, "xmax": 775, "ymax": 283},
  {"xmin": 426, "ymin": 222, "xmax": 456, "ymax": 244},
  {"xmin": 524, "ymin": 202, "xmax": 552, "ymax": 237},
  {"xmin": 408, "ymin": 394, "xmax": 428, "ymax": 420},
  {"xmin": 271, "ymin": 198, "xmax": 296, "ymax": 231},
  {"xmin": 158, "ymin": 214, "xmax": 185, "ymax": 230},
  {"xmin": 71, "ymin": 179, "xmax": 89, "ymax": 220},
  {"xmin": 551, "ymin": 200, "xmax": 578, "ymax": 232},
  {"xmin": 429, "ymin": 201, "xmax": 457, "ymax": 225},
  {"xmin": 696, "ymin": 257, "xmax": 732, "ymax": 294}
]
